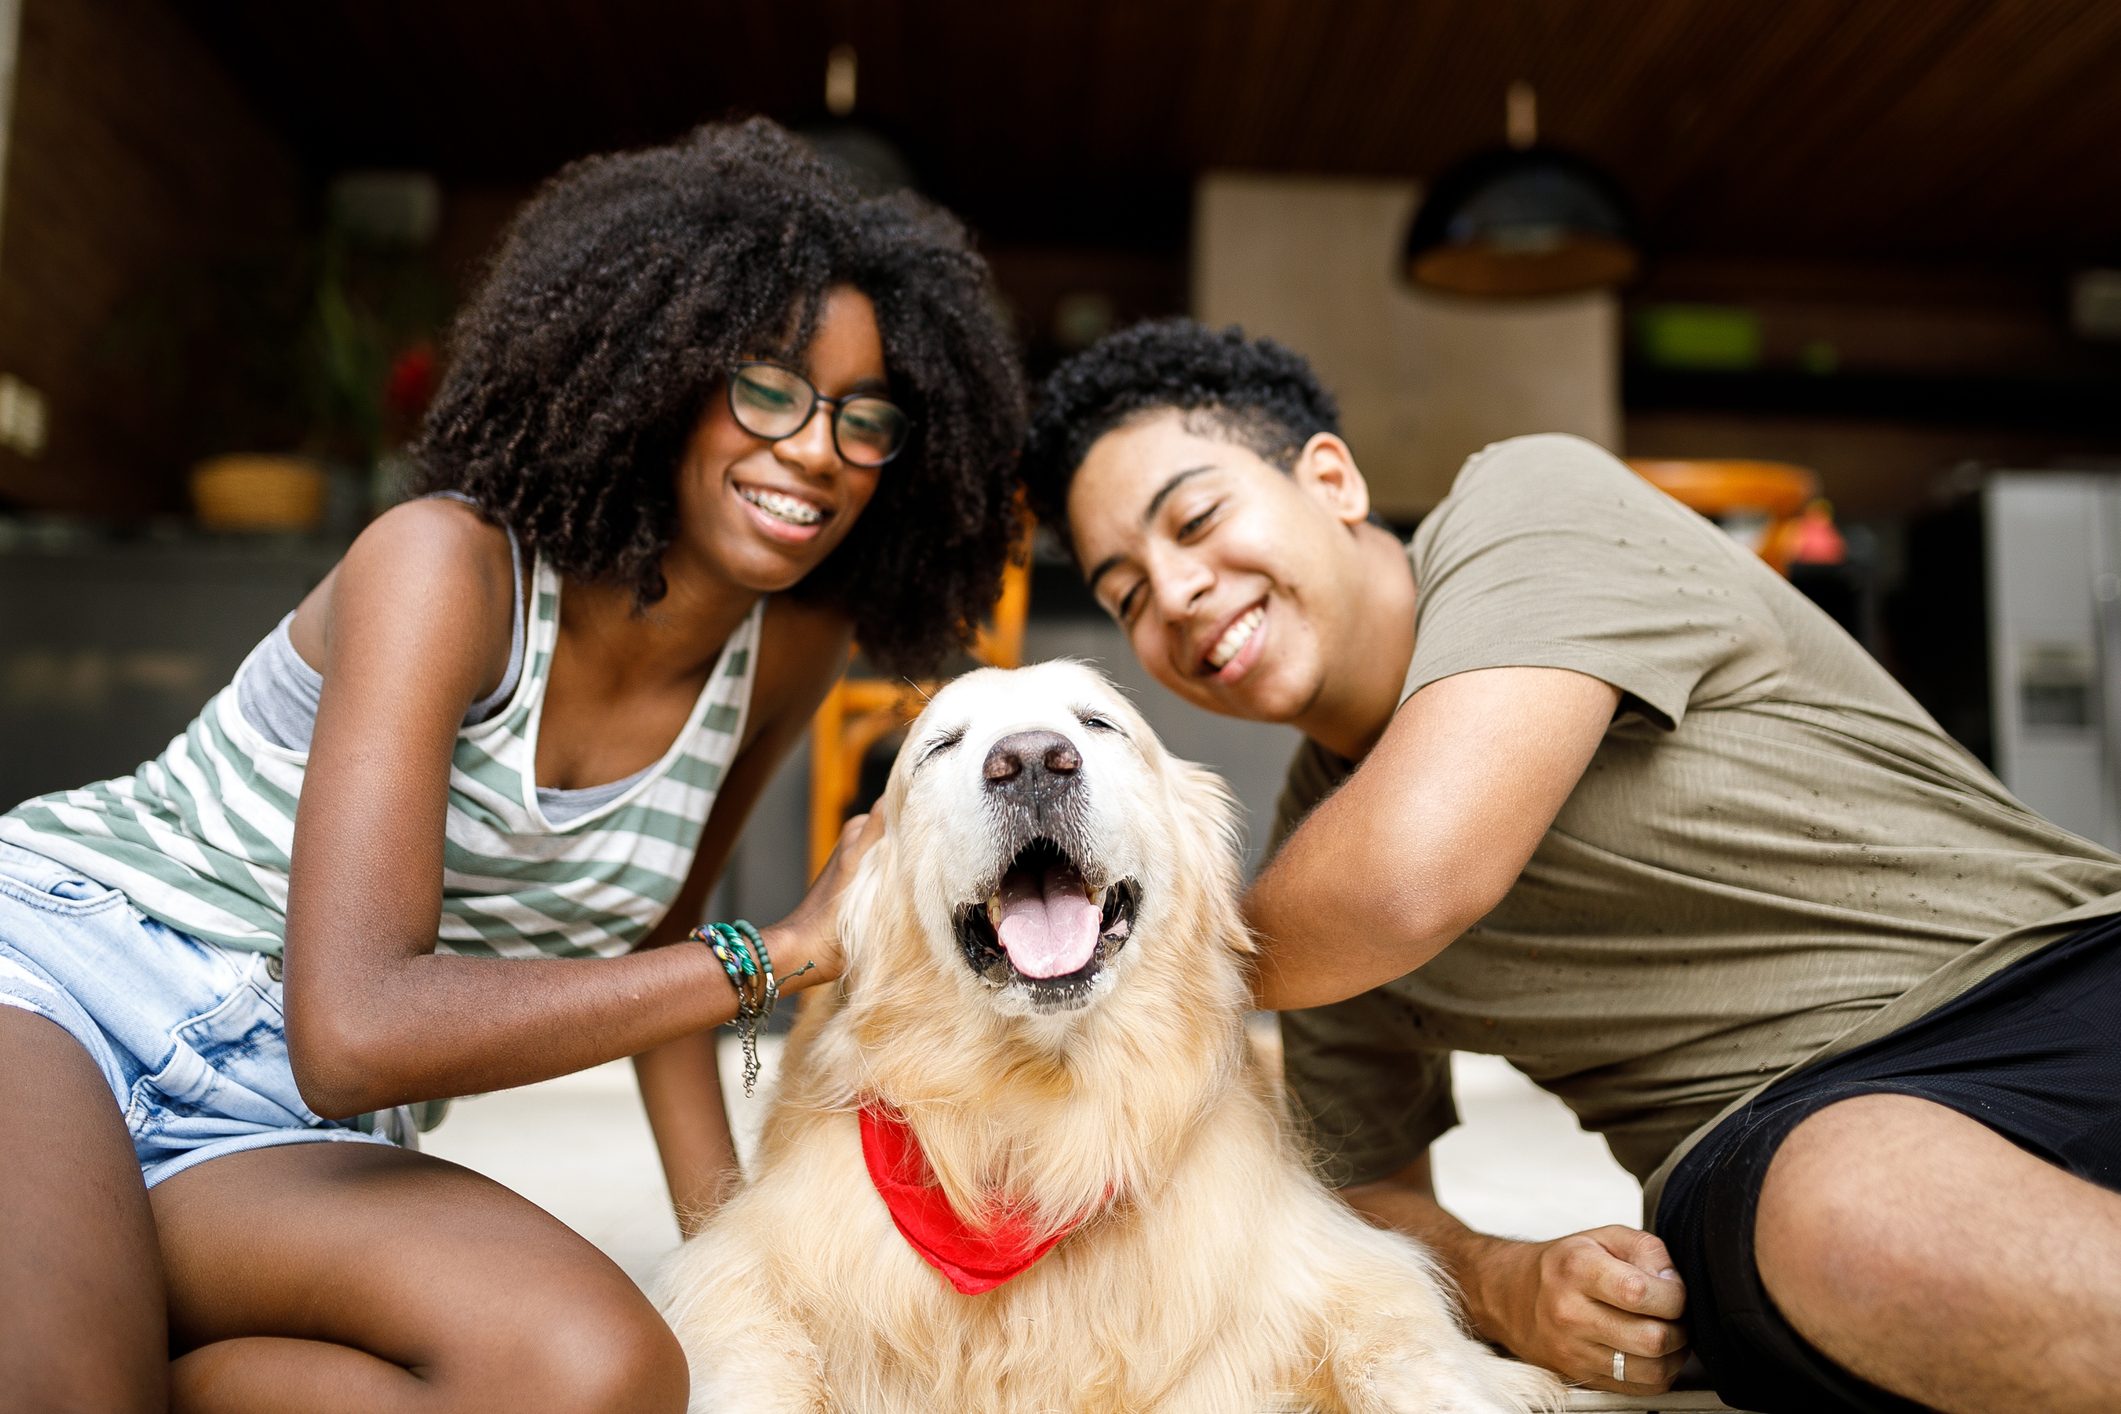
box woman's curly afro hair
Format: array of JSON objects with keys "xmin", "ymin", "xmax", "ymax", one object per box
[
  {"xmin": 412, "ymin": 118, "xmax": 1025, "ymax": 675},
  {"xmin": 1018, "ymin": 318, "xmax": 1340, "ymax": 556}
]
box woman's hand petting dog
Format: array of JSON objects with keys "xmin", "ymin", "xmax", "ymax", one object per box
[{"xmin": 761, "ymin": 812, "xmax": 881, "ymax": 992}]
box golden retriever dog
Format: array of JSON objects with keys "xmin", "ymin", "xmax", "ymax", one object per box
[{"xmin": 659, "ymin": 661, "xmax": 1558, "ymax": 1413}]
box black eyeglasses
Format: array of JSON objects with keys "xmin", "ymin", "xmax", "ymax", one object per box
[{"xmin": 726, "ymin": 362, "xmax": 912, "ymax": 468}]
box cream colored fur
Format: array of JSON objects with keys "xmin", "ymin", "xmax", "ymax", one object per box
[{"xmin": 659, "ymin": 662, "xmax": 1559, "ymax": 1414}]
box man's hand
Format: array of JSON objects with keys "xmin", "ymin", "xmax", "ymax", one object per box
[
  {"xmin": 1470, "ymin": 1225, "xmax": 1689, "ymax": 1393},
  {"xmin": 1343, "ymin": 1156, "xmax": 1688, "ymax": 1391}
]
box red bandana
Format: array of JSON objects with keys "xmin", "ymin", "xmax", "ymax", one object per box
[{"xmin": 859, "ymin": 1103, "xmax": 1091, "ymax": 1295}]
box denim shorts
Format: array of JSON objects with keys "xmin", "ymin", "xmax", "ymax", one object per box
[{"xmin": 0, "ymin": 839, "xmax": 411, "ymax": 1187}]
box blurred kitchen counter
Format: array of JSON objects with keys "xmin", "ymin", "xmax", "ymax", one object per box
[{"xmin": 0, "ymin": 520, "xmax": 348, "ymax": 808}]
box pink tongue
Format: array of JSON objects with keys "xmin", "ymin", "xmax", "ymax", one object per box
[{"xmin": 996, "ymin": 864, "xmax": 1102, "ymax": 979}]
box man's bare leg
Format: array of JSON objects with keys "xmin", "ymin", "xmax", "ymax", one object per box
[{"xmin": 1756, "ymin": 1092, "xmax": 2121, "ymax": 1414}]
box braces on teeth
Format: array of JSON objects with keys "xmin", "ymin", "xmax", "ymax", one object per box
[{"xmin": 741, "ymin": 486, "xmax": 823, "ymax": 525}]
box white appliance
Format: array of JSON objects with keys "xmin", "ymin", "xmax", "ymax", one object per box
[{"xmin": 1985, "ymin": 472, "xmax": 2121, "ymax": 850}]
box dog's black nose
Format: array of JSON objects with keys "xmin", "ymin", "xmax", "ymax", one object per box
[{"xmin": 983, "ymin": 730, "xmax": 1081, "ymax": 799}]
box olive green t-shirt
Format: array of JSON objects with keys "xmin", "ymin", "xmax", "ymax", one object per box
[{"xmin": 1275, "ymin": 433, "xmax": 2121, "ymax": 1222}]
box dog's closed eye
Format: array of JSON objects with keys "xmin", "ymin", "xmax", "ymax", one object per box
[
  {"xmin": 1073, "ymin": 708, "xmax": 1125, "ymax": 737},
  {"xmin": 914, "ymin": 725, "xmax": 966, "ymax": 770}
]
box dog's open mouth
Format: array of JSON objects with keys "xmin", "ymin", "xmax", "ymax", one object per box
[{"xmin": 954, "ymin": 837, "xmax": 1139, "ymax": 1008}]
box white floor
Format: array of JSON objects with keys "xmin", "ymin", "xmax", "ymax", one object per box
[{"xmin": 421, "ymin": 1037, "xmax": 1645, "ymax": 1287}]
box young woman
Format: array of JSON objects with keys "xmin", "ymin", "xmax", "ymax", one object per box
[{"xmin": 0, "ymin": 119, "xmax": 1024, "ymax": 1414}]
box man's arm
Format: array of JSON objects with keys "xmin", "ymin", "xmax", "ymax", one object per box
[
  {"xmin": 1248, "ymin": 666, "xmax": 1620, "ymax": 1012},
  {"xmin": 1345, "ymin": 1152, "xmax": 1689, "ymax": 1393}
]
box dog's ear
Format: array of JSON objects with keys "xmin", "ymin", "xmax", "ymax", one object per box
[
  {"xmin": 832, "ymin": 819, "xmax": 901, "ymax": 986},
  {"xmin": 1169, "ymin": 757, "xmax": 1254, "ymax": 956},
  {"xmin": 1173, "ymin": 759, "xmax": 1243, "ymax": 865}
]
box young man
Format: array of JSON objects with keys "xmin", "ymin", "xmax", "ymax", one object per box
[{"xmin": 1019, "ymin": 318, "xmax": 2121, "ymax": 1414}]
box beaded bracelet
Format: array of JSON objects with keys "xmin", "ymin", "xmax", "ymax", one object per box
[
  {"xmin": 688, "ymin": 919, "xmax": 814, "ymax": 1097},
  {"xmin": 730, "ymin": 919, "xmax": 772, "ymax": 1007},
  {"xmin": 708, "ymin": 923, "xmax": 760, "ymax": 999}
]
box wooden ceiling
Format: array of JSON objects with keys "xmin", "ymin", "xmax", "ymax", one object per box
[{"xmin": 180, "ymin": 0, "xmax": 2121, "ymax": 262}]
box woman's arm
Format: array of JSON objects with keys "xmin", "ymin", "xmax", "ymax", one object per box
[
  {"xmin": 279, "ymin": 508, "xmax": 846, "ymax": 1120},
  {"xmin": 633, "ymin": 810, "xmax": 876, "ymax": 1234},
  {"xmin": 1246, "ymin": 665, "xmax": 1619, "ymax": 1011},
  {"xmin": 630, "ymin": 599, "xmax": 862, "ymax": 1233}
]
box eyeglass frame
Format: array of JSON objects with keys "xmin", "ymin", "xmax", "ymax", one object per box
[{"xmin": 724, "ymin": 360, "xmax": 914, "ymax": 468}]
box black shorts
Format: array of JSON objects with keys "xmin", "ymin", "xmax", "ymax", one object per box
[{"xmin": 1655, "ymin": 914, "xmax": 2121, "ymax": 1414}]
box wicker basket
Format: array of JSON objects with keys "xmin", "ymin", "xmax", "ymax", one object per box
[{"xmin": 190, "ymin": 455, "xmax": 329, "ymax": 532}]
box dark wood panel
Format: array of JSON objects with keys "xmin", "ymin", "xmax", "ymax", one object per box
[
  {"xmin": 169, "ymin": 0, "xmax": 2121, "ymax": 259},
  {"xmin": 0, "ymin": 0, "xmax": 303, "ymax": 515}
]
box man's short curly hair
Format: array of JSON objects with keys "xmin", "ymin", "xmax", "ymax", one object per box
[
  {"xmin": 1018, "ymin": 318, "xmax": 1340, "ymax": 555},
  {"xmin": 412, "ymin": 118, "xmax": 1024, "ymax": 676}
]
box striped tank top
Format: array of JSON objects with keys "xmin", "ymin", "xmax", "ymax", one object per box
[{"xmin": 0, "ymin": 555, "xmax": 763, "ymax": 958}]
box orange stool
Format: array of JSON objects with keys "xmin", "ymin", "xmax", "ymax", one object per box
[
  {"xmin": 806, "ymin": 551, "xmax": 1032, "ymax": 878},
  {"xmin": 1626, "ymin": 459, "xmax": 1821, "ymax": 575}
]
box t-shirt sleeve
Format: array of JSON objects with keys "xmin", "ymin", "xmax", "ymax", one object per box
[
  {"xmin": 1279, "ymin": 991, "xmax": 1458, "ymax": 1188},
  {"xmin": 1405, "ymin": 434, "xmax": 1785, "ymax": 729}
]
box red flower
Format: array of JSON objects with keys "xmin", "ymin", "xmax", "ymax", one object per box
[{"xmin": 385, "ymin": 341, "xmax": 439, "ymax": 422}]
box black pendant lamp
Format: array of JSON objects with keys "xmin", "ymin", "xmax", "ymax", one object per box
[
  {"xmin": 1402, "ymin": 82, "xmax": 1639, "ymax": 299},
  {"xmin": 803, "ymin": 43, "xmax": 917, "ymax": 196}
]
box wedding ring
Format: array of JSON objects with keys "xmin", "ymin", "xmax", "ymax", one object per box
[{"xmin": 1612, "ymin": 1348, "xmax": 1627, "ymax": 1382}]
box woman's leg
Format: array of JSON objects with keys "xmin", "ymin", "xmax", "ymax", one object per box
[
  {"xmin": 151, "ymin": 1140, "xmax": 688, "ymax": 1414},
  {"xmin": 0, "ymin": 1007, "xmax": 170, "ymax": 1413}
]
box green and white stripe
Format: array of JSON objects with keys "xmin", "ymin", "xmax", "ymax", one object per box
[{"xmin": 0, "ymin": 556, "xmax": 761, "ymax": 958}]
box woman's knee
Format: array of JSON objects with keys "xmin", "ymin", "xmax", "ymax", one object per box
[{"xmin": 475, "ymin": 1279, "xmax": 688, "ymax": 1414}]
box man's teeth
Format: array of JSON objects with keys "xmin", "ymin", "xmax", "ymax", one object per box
[
  {"xmin": 1206, "ymin": 605, "xmax": 1265, "ymax": 670},
  {"xmin": 740, "ymin": 486, "xmax": 823, "ymax": 526}
]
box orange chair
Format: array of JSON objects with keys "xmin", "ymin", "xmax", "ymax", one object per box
[
  {"xmin": 806, "ymin": 551, "xmax": 1033, "ymax": 877},
  {"xmin": 1625, "ymin": 459, "xmax": 1821, "ymax": 575}
]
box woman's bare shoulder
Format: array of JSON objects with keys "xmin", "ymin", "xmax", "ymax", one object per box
[
  {"xmin": 351, "ymin": 497, "xmax": 515, "ymax": 586},
  {"xmin": 292, "ymin": 498, "xmax": 518, "ymax": 695}
]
